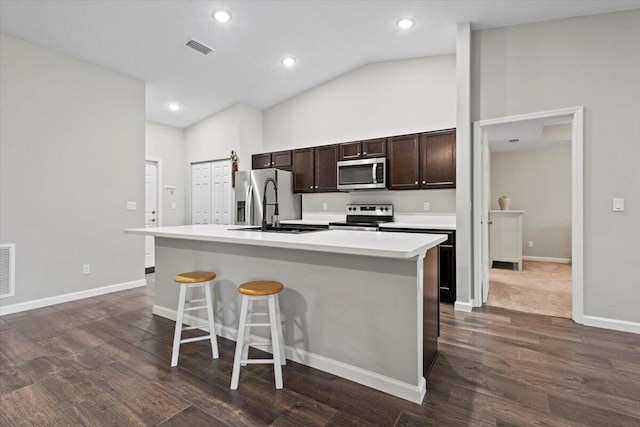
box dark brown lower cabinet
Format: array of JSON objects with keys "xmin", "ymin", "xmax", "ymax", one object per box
[{"xmin": 380, "ymin": 227, "xmax": 456, "ymax": 304}]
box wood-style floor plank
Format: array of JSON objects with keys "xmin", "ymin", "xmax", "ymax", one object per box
[{"xmin": 0, "ymin": 274, "xmax": 638, "ymax": 427}]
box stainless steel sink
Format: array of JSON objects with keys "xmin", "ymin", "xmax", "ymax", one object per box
[{"xmin": 230, "ymin": 225, "xmax": 328, "ymax": 234}]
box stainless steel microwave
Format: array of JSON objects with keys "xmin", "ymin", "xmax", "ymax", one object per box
[{"xmin": 337, "ymin": 158, "xmax": 387, "ymax": 191}]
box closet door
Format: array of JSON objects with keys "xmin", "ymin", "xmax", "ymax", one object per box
[
  {"xmin": 192, "ymin": 162, "xmax": 212, "ymax": 224},
  {"xmin": 211, "ymin": 159, "xmax": 233, "ymax": 224}
]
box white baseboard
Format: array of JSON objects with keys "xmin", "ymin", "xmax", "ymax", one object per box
[
  {"xmin": 454, "ymin": 300, "xmax": 474, "ymax": 312},
  {"xmin": 152, "ymin": 304, "xmax": 426, "ymax": 404},
  {"xmin": 582, "ymin": 315, "xmax": 640, "ymax": 334},
  {"xmin": 522, "ymin": 256, "xmax": 572, "ymax": 264},
  {"xmin": 0, "ymin": 279, "xmax": 147, "ymax": 316}
]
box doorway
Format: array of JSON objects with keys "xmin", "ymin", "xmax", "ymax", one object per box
[
  {"xmin": 473, "ymin": 107, "xmax": 584, "ymax": 323},
  {"xmin": 145, "ymin": 158, "xmax": 162, "ymax": 271}
]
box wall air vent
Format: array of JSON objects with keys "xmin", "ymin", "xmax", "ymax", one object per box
[
  {"xmin": 508, "ymin": 139, "xmax": 520, "ymax": 143},
  {"xmin": 185, "ymin": 39, "xmax": 213, "ymax": 55},
  {"xmin": 0, "ymin": 244, "xmax": 15, "ymax": 298}
]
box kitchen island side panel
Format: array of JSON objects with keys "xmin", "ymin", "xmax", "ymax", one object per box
[{"xmin": 154, "ymin": 237, "xmax": 421, "ymax": 385}]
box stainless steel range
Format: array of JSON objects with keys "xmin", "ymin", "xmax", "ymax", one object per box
[{"xmin": 329, "ymin": 204, "xmax": 394, "ymax": 231}]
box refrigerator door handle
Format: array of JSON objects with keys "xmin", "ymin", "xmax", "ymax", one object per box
[{"xmin": 247, "ymin": 184, "xmax": 254, "ymax": 225}]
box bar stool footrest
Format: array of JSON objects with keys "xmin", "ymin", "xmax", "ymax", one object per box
[
  {"xmin": 245, "ymin": 322, "xmax": 271, "ymax": 327},
  {"xmin": 240, "ymin": 359, "xmax": 275, "ymax": 364},
  {"xmin": 184, "ymin": 305, "xmax": 208, "ymax": 311},
  {"xmin": 180, "ymin": 335, "xmax": 212, "ymax": 344},
  {"xmin": 182, "ymin": 325, "xmax": 209, "ymax": 331}
]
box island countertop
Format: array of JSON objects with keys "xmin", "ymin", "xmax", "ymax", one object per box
[{"xmin": 125, "ymin": 224, "xmax": 446, "ymax": 259}]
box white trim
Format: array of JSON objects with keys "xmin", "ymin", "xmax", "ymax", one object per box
[
  {"xmin": 582, "ymin": 315, "xmax": 640, "ymax": 335},
  {"xmin": 153, "ymin": 304, "xmax": 427, "ymax": 404},
  {"xmin": 522, "ymin": 256, "xmax": 571, "ymax": 264},
  {"xmin": 472, "ymin": 107, "xmax": 585, "ymax": 326},
  {"xmin": 454, "ymin": 300, "xmax": 473, "ymax": 312},
  {"xmin": 0, "ymin": 279, "xmax": 147, "ymax": 316}
]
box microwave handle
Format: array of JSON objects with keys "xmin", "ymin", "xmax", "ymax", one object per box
[{"xmin": 372, "ymin": 164, "xmax": 376, "ymax": 182}]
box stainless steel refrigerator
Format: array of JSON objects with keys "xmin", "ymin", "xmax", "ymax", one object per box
[{"xmin": 234, "ymin": 169, "xmax": 302, "ymax": 226}]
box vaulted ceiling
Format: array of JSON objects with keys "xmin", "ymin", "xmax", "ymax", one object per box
[{"xmin": 2, "ymin": 1, "xmax": 638, "ymax": 128}]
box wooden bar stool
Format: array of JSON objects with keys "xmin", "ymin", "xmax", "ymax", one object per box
[
  {"xmin": 230, "ymin": 280, "xmax": 286, "ymax": 390},
  {"xmin": 171, "ymin": 271, "xmax": 219, "ymax": 367}
]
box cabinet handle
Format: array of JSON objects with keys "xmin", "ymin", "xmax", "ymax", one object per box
[
  {"xmin": 357, "ymin": 152, "xmax": 360, "ymax": 156},
  {"xmin": 415, "ymin": 181, "xmax": 418, "ymax": 185},
  {"xmin": 310, "ymin": 186, "xmax": 313, "ymax": 189},
  {"xmin": 264, "ymin": 163, "xmax": 269, "ymax": 167},
  {"xmin": 363, "ymin": 152, "xmax": 367, "ymax": 155},
  {"xmin": 315, "ymin": 186, "xmax": 318, "ymax": 189},
  {"xmin": 422, "ymin": 180, "xmax": 426, "ymax": 184}
]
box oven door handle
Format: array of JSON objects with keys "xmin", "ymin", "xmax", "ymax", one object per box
[{"xmin": 372, "ymin": 164, "xmax": 376, "ymax": 182}]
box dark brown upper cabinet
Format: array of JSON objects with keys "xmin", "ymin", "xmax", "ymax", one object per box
[
  {"xmin": 388, "ymin": 129, "xmax": 456, "ymax": 190},
  {"xmin": 252, "ymin": 153, "xmax": 272, "ymax": 170},
  {"xmin": 388, "ymin": 134, "xmax": 420, "ymax": 190},
  {"xmin": 314, "ymin": 145, "xmax": 339, "ymax": 192},
  {"xmin": 252, "ymin": 150, "xmax": 292, "ymax": 171},
  {"xmin": 420, "ymin": 129, "xmax": 456, "ymax": 189},
  {"xmin": 292, "ymin": 148, "xmax": 315, "ymax": 193},
  {"xmin": 338, "ymin": 138, "xmax": 387, "ymax": 161}
]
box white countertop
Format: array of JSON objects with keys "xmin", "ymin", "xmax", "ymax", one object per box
[{"xmin": 125, "ymin": 224, "xmax": 446, "ymax": 259}]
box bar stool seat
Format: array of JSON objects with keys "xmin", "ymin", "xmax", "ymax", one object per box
[
  {"xmin": 171, "ymin": 271, "xmax": 219, "ymax": 367},
  {"xmin": 231, "ymin": 280, "xmax": 286, "ymax": 390}
]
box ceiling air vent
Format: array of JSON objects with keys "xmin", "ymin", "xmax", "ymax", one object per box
[{"xmin": 185, "ymin": 39, "xmax": 213, "ymax": 55}]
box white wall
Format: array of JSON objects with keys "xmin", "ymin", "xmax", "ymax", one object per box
[
  {"xmin": 490, "ymin": 145, "xmax": 572, "ymax": 259},
  {"xmin": 145, "ymin": 121, "xmax": 185, "ymax": 226},
  {"xmin": 472, "ymin": 10, "xmax": 640, "ymax": 323},
  {"xmin": 263, "ymin": 55, "xmax": 457, "ymax": 214},
  {"xmin": 0, "ymin": 33, "xmax": 145, "ymax": 307},
  {"xmin": 184, "ymin": 102, "xmax": 262, "ymax": 223}
]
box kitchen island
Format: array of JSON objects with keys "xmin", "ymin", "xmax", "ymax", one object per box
[{"xmin": 125, "ymin": 224, "xmax": 445, "ymax": 403}]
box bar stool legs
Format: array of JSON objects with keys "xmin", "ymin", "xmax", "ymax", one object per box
[
  {"xmin": 171, "ymin": 271, "xmax": 219, "ymax": 368},
  {"xmin": 231, "ymin": 280, "xmax": 285, "ymax": 390}
]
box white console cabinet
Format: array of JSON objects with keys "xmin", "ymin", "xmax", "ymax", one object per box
[{"xmin": 489, "ymin": 210, "xmax": 524, "ymax": 271}]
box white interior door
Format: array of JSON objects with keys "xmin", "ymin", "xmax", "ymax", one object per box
[
  {"xmin": 192, "ymin": 162, "xmax": 212, "ymax": 224},
  {"xmin": 211, "ymin": 159, "xmax": 233, "ymax": 225},
  {"xmin": 144, "ymin": 161, "xmax": 158, "ymax": 269}
]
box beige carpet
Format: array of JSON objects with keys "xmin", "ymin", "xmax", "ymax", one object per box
[{"xmin": 486, "ymin": 261, "xmax": 572, "ymax": 318}]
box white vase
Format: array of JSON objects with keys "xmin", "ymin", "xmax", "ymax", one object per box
[{"xmin": 498, "ymin": 196, "xmax": 510, "ymax": 210}]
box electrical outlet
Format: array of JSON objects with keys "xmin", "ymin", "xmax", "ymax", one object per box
[
  {"xmin": 322, "ymin": 203, "xmax": 327, "ymax": 211},
  {"xmin": 528, "ymin": 241, "xmax": 534, "ymax": 248},
  {"xmin": 423, "ymin": 202, "xmax": 430, "ymax": 211},
  {"xmin": 171, "ymin": 203, "xmax": 177, "ymax": 210},
  {"xmin": 83, "ymin": 264, "xmax": 91, "ymax": 275},
  {"xmin": 126, "ymin": 201, "xmax": 137, "ymax": 211}
]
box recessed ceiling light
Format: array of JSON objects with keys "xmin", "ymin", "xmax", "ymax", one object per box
[
  {"xmin": 213, "ymin": 10, "xmax": 231, "ymax": 23},
  {"xmin": 282, "ymin": 57, "xmax": 296, "ymax": 67},
  {"xmin": 168, "ymin": 103, "xmax": 181, "ymax": 112},
  {"xmin": 397, "ymin": 18, "xmax": 415, "ymax": 29}
]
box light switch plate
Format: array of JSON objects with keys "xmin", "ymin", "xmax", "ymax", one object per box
[
  {"xmin": 126, "ymin": 201, "xmax": 137, "ymax": 211},
  {"xmin": 171, "ymin": 203, "xmax": 177, "ymax": 210},
  {"xmin": 613, "ymin": 198, "xmax": 624, "ymax": 212},
  {"xmin": 423, "ymin": 202, "xmax": 430, "ymax": 211},
  {"xmin": 322, "ymin": 203, "xmax": 327, "ymax": 211}
]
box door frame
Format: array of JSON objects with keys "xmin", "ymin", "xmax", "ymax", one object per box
[
  {"xmin": 145, "ymin": 157, "xmax": 163, "ymax": 228},
  {"xmin": 472, "ymin": 107, "xmax": 584, "ymax": 324}
]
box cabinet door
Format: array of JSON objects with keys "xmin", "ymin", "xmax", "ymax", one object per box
[
  {"xmin": 388, "ymin": 134, "xmax": 420, "ymax": 190},
  {"xmin": 252, "ymin": 153, "xmax": 272, "ymax": 170},
  {"xmin": 271, "ymin": 150, "xmax": 292, "ymax": 171},
  {"xmin": 420, "ymin": 129, "xmax": 456, "ymax": 188},
  {"xmin": 292, "ymin": 148, "xmax": 315, "ymax": 193},
  {"xmin": 315, "ymin": 145, "xmax": 339, "ymax": 192},
  {"xmin": 339, "ymin": 141, "xmax": 362, "ymax": 160},
  {"xmin": 361, "ymin": 138, "xmax": 387, "ymax": 158}
]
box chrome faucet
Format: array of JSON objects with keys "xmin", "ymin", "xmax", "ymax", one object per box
[{"xmin": 261, "ymin": 174, "xmax": 279, "ymax": 231}]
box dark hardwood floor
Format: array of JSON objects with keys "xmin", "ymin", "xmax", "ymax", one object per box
[{"xmin": 1, "ymin": 274, "xmax": 639, "ymax": 426}]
